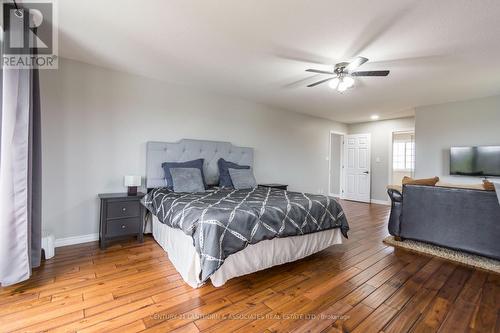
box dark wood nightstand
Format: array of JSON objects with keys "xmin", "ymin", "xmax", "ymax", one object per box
[
  {"xmin": 258, "ymin": 184, "xmax": 288, "ymax": 191},
  {"xmin": 98, "ymin": 192, "xmax": 146, "ymax": 249}
]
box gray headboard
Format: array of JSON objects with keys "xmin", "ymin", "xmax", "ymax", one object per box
[{"xmin": 146, "ymin": 139, "xmax": 254, "ymax": 188}]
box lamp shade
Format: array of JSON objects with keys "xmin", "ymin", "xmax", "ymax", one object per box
[{"xmin": 124, "ymin": 175, "xmax": 141, "ymax": 187}]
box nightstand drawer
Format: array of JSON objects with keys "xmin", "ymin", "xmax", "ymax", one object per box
[
  {"xmin": 106, "ymin": 218, "xmax": 141, "ymax": 237},
  {"xmin": 107, "ymin": 201, "xmax": 140, "ymax": 219}
]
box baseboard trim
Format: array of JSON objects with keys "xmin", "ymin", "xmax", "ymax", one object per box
[
  {"xmin": 55, "ymin": 233, "xmax": 99, "ymax": 248},
  {"xmin": 370, "ymin": 199, "xmax": 391, "ymax": 206}
]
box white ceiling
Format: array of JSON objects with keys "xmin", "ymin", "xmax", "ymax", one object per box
[{"xmin": 55, "ymin": 0, "xmax": 500, "ymax": 123}]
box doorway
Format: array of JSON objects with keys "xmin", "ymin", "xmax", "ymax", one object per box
[
  {"xmin": 329, "ymin": 132, "xmax": 372, "ymax": 203},
  {"xmin": 344, "ymin": 134, "xmax": 372, "ymax": 203}
]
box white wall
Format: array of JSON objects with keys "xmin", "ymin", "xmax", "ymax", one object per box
[
  {"xmin": 40, "ymin": 58, "xmax": 347, "ymax": 240},
  {"xmin": 347, "ymin": 117, "xmax": 415, "ymax": 202},
  {"xmin": 392, "ymin": 170, "xmax": 411, "ymax": 185},
  {"xmin": 415, "ymin": 95, "xmax": 500, "ymax": 183}
]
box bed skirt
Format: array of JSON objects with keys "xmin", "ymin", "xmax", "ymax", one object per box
[{"xmin": 151, "ymin": 215, "xmax": 342, "ymax": 287}]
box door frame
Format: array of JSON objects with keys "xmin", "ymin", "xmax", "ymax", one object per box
[
  {"xmin": 328, "ymin": 130, "xmax": 346, "ymax": 198},
  {"xmin": 343, "ymin": 133, "xmax": 372, "ymax": 203},
  {"xmin": 388, "ymin": 128, "xmax": 415, "ymax": 187}
]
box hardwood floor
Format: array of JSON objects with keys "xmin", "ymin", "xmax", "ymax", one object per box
[{"xmin": 1, "ymin": 200, "xmax": 499, "ymax": 332}]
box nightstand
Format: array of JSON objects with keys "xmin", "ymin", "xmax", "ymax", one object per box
[
  {"xmin": 258, "ymin": 184, "xmax": 288, "ymax": 191},
  {"xmin": 98, "ymin": 192, "xmax": 146, "ymax": 249}
]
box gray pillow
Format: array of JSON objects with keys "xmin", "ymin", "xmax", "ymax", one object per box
[
  {"xmin": 170, "ymin": 168, "xmax": 205, "ymax": 193},
  {"xmin": 228, "ymin": 168, "xmax": 257, "ymax": 189},
  {"xmin": 217, "ymin": 158, "xmax": 250, "ymax": 188},
  {"xmin": 162, "ymin": 159, "xmax": 206, "ymax": 190}
]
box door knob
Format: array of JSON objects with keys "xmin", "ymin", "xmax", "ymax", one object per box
[{"xmin": 363, "ymin": 171, "xmax": 370, "ymax": 174}]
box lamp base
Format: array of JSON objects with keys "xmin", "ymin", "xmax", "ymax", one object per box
[{"xmin": 127, "ymin": 186, "xmax": 138, "ymax": 196}]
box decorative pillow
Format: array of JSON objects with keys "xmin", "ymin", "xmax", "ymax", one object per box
[
  {"xmin": 170, "ymin": 168, "xmax": 205, "ymax": 193},
  {"xmin": 402, "ymin": 176, "xmax": 439, "ymax": 186},
  {"xmin": 162, "ymin": 159, "xmax": 206, "ymax": 189},
  {"xmin": 483, "ymin": 180, "xmax": 496, "ymax": 191},
  {"xmin": 228, "ymin": 168, "xmax": 257, "ymax": 190},
  {"xmin": 217, "ymin": 158, "xmax": 250, "ymax": 188}
]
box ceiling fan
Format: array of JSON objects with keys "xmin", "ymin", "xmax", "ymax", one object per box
[{"xmin": 306, "ymin": 57, "xmax": 389, "ymax": 92}]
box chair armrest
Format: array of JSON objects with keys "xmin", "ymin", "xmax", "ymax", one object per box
[{"xmin": 387, "ymin": 188, "xmax": 403, "ymax": 236}]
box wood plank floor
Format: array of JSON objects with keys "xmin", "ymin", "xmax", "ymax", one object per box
[{"xmin": 1, "ymin": 200, "xmax": 499, "ymax": 333}]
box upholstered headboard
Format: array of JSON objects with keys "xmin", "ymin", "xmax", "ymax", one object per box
[{"xmin": 146, "ymin": 139, "xmax": 254, "ymax": 189}]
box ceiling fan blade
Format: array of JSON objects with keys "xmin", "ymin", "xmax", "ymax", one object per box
[
  {"xmin": 306, "ymin": 69, "xmax": 334, "ymax": 75},
  {"xmin": 307, "ymin": 77, "xmax": 334, "ymax": 87},
  {"xmin": 345, "ymin": 56, "xmax": 369, "ymax": 72},
  {"xmin": 351, "ymin": 70, "xmax": 390, "ymax": 77}
]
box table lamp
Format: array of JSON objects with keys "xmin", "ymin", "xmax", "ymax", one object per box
[{"xmin": 124, "ymin": 175, "xmax": 141, "ymax": 196}]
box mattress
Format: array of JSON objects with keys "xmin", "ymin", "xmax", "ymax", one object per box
[{"xmin": 151, "ymin": 215, "xmax": 342, "ymax": 287}]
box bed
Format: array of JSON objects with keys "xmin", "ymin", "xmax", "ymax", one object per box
[{"xmin": 142, "ymin": 139, "xmax": 349, "ymax": 288}]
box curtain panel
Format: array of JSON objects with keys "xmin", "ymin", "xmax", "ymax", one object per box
[{"xmin": 0, "ymin": 9, "xmax": 42, "ymax": 286}]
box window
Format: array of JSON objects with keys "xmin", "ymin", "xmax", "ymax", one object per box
[{"xmin": 393, "ymin": 139, "xmax": 415, "ymax": 171}]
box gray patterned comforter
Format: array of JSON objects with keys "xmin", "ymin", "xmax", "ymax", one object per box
[{"xmin": 142, "ymin": 186, "xmax": 349, "ymax": 282}]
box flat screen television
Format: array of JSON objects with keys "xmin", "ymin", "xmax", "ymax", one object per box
[{"xmin": 450, "ymin": 146, "xmax": 500, "ymax": 177}]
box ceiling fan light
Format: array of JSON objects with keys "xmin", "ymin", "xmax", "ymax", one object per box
[
  {"xmin": 343, "ymin": 76, "xmax": 354, "ymax": 88},
  {"xmin": 329, "ymin": 77, "xmax": 340, "ymax": 90},
  {"xmin": 337, "ymin": 80, "xmax": 348, "ymax": 92}
]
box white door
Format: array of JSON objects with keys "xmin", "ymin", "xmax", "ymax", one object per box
[{"xmin": 344, "ymin": 134, "xmax": 371, "ymax": 203}]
